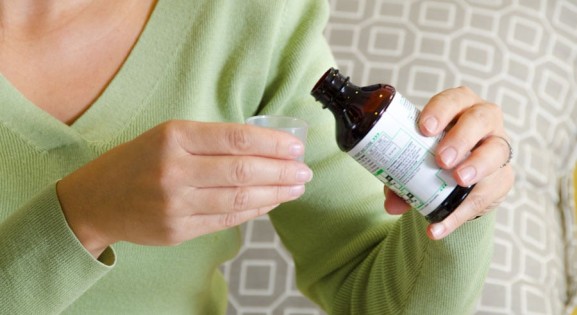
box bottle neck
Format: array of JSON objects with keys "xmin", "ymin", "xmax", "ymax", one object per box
[
  {"xmin": 311, "ymin": 68, "xmax": 396, "ymax": 151},
  {"xmin": 311, "ymin": 68, "xmax": 368, "ymax": 129},
  {"xmin": 311, "ymin": 68, "xmax": 351, "ymax": 109}
]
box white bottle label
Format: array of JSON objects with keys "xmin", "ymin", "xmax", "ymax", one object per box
[{"xmin": 347, "ymin": 92, "xmax": 456, "ymax": 216}]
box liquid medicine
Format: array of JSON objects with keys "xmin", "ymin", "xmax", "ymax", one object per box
[{"xmin": 310, "ymin": 68, "xmax": 473, "ymax": 222}]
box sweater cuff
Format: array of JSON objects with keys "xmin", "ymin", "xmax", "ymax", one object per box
[
  {"xmin": 24, "ymin": 183, "xmax": 116, "ymax": 267},
  {"xmin": 0, "ymin": 183, "xmax": 114, "ymax": 313}
]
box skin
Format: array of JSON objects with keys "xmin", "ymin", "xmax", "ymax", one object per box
[
  {"xmin": 57, "ymin": 121, "xmax": 312, "ymax": 258},
  {"xmin": 385, "ymin": 86, "xmax": 515, "ymax": 240},
  {"xmin": 0, "ymin": 1, "xmax": 514, "ymax": 259},
  {"xmin": 0, "ymin": 0, "xmax": 157, "ymax": 124}
]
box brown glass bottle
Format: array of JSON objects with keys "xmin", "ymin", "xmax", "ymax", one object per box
[{"xmin": 310, "ymin": 68, "xmax": 473, "ymax": 223}]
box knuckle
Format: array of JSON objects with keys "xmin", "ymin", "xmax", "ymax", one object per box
[
  {"xmin": 436, "ymin": 86, "xmax": 484, "ymax": 110},
  {"xmin": 468, "ymin": 103, "xmax": 503, "ymax": 127},
  {"xmin": 226, "ymin": 127, "xmax": 252, "ymax": 152},
  {"xmin": 159, "ymin": 222, "xmax": 185, "ymax": 246},
  {"xmin": 157, "ymin": 120, "xmax": 182, "ymax": 142},
  {"xmin": 149, "ymin": 120, "xmax": 185, "ymax": 153},
  {"xmin": 485, "ymin": 102, "xmax": 502, "ymax": 115},
  {"xmin": 160, "ymin": 120, "xmax": 180, "ymax": 132},
  {"xmin": 432, "ymin": 90, "xmax": 454, "ymax": 105},
  {"xmin": 431, "ymin": 89, "xmax": 463, "ymax": 111},
  {"xmin": 456, "ymin": 85, "xmax": 485, "ymax": 104},
  {"xmin": 456, "ymin": 85, "xmax": 474, "ymax": 95},
  {"xmin": 220, "ymin": 213, "xmax": 241, "ymax": 228},
  {"xmin": 230, "ymin": 159, "xmax": 252, "ymax": 184},
  {"xmin": 232, "ymin": 188, "xmax": 250, "ymax": 211},
  {"xmin": 466, "ymin": 105, "xmax": 489, "ymax": 121}
]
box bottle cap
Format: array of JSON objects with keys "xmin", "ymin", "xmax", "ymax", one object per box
[{"xmin": 311, "ymin": 68, "xmax": 349, "ymax": 108}]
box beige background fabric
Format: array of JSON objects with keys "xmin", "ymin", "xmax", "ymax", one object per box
[{"xmin": 224, "ymin": 1, "xmax": 577, "ymax": 314}]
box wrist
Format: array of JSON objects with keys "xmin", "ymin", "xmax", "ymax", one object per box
[{"xmin": 56, "ymin": 178, "xmax": 112, "ymax": 259}]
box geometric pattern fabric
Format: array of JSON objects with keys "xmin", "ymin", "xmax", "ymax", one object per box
[{"xmin": 224, "ymin": 1, "xmax": 577, "ymax": 314}]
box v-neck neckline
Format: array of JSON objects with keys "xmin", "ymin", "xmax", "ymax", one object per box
[{"xmin": 0, "ymin": 1, "xmax": 190, "ymax": 151}]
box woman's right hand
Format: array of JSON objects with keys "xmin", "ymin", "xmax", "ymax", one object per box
[{"xmin": 57, "ymin": 120, "xmax": 312, "ymax": 258}]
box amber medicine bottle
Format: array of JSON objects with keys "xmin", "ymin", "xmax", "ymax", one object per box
[{"xmin": 310, "ymin": 68, "xmax": 472, "ymax": 222}]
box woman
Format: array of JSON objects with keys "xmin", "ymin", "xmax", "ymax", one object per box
[{"xmin": 0, "ymin": 0, "xmax": 513, "ymax": 314}]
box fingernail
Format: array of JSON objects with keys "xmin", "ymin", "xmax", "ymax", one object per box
[
  {"xmin": 422, "ymin": 117, "xmax": 438, "ymax": 134},
  {"xmin": 439, "ymin": 147, "xmax": 457, "ymax": 167},
  {"xmin": 296, "ymin": 169, "xmax": 313, "ymax": 182},
  {"xmin": 431, "ymin": 223, "xmax": 445, "ymax": 239},
  {"xmin": 457, "ymin": 166, "xmax": 476, "ymax": 184},
  {"xmin": 290, "ymin": 143, "xmax": 304, "ymax": 156},
  {"xmin": 289, "ymin": 185, "xmax": 305, "ymax": 197}
]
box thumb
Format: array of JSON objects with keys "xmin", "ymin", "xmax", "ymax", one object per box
[{"xmin": 384, "ymin": 187, "xmax": 411, "ymax": 215}]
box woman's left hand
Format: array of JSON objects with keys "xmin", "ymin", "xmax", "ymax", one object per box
[{"xmin": 384, "ymin": 86, "xmax": 515, "ymax": 240}]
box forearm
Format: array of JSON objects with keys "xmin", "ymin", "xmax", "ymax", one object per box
[
  {"xmin": 272, "ymin": 154, "xmax": 494, "ymax": 314},
  {"xmin": 331, "ymin": 211, "xmax": 494, "ymax": 314},
  {"xmin": 0, "ymin": 184, "xmax": 114, "ymax": 314}
]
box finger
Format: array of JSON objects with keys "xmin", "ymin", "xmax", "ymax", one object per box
[
  {"xmin": 435, "ymin": 103, "xmax": 504, "ymax": 169},
  {"xmin": 186, "ymin": 185, "xmax": 306, "ymax": 214},
  {"xmin": 188, "ymin": 205, "xmax": 280, "ymax": 239},
  {"xmin": 427, "ymin": 165, "xmax": 514, "ymax": 240},
  {"xmin": 452, "ymin": 135, "xmax": 512, "ymax": 186},
  {"xmin": 384, "ymin": 187, "xmax": 411, "ymax": 215},
  {"xmin": 419, "ymin": 86, "xmax": 484, "ymax": 136},
  {"xmin": 183, "ymin": 155, "xmax": 313, "ymax": 187},
  {"xmin": 166, "ymin": 121, "xmax": 305, "ymax": 160},
  {"xmin": 162, "ymin": 205, "xmax": 280, "ymax": 244}
]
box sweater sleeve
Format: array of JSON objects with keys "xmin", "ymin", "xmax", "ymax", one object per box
[
  {"xmin": 262, "ymin": 1, "xmax": 495, "ymax": 314},
  {"xmin": 0, "ymin": 184, "xmax": 115, "ymax": 314}
]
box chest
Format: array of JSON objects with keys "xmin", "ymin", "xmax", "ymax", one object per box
[{"xmin": 0, "ymin": 1, "xmax": 155, "ymax": 125}]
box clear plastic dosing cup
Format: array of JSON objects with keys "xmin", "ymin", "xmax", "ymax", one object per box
[{"xmin": 245, "ymin": 115, "xmax": 308, "ymax": 161}]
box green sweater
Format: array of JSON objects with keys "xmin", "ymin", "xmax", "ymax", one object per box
[{"xmin": 0, "ymin": 0, "xmax": 494, "ymax": 314}]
